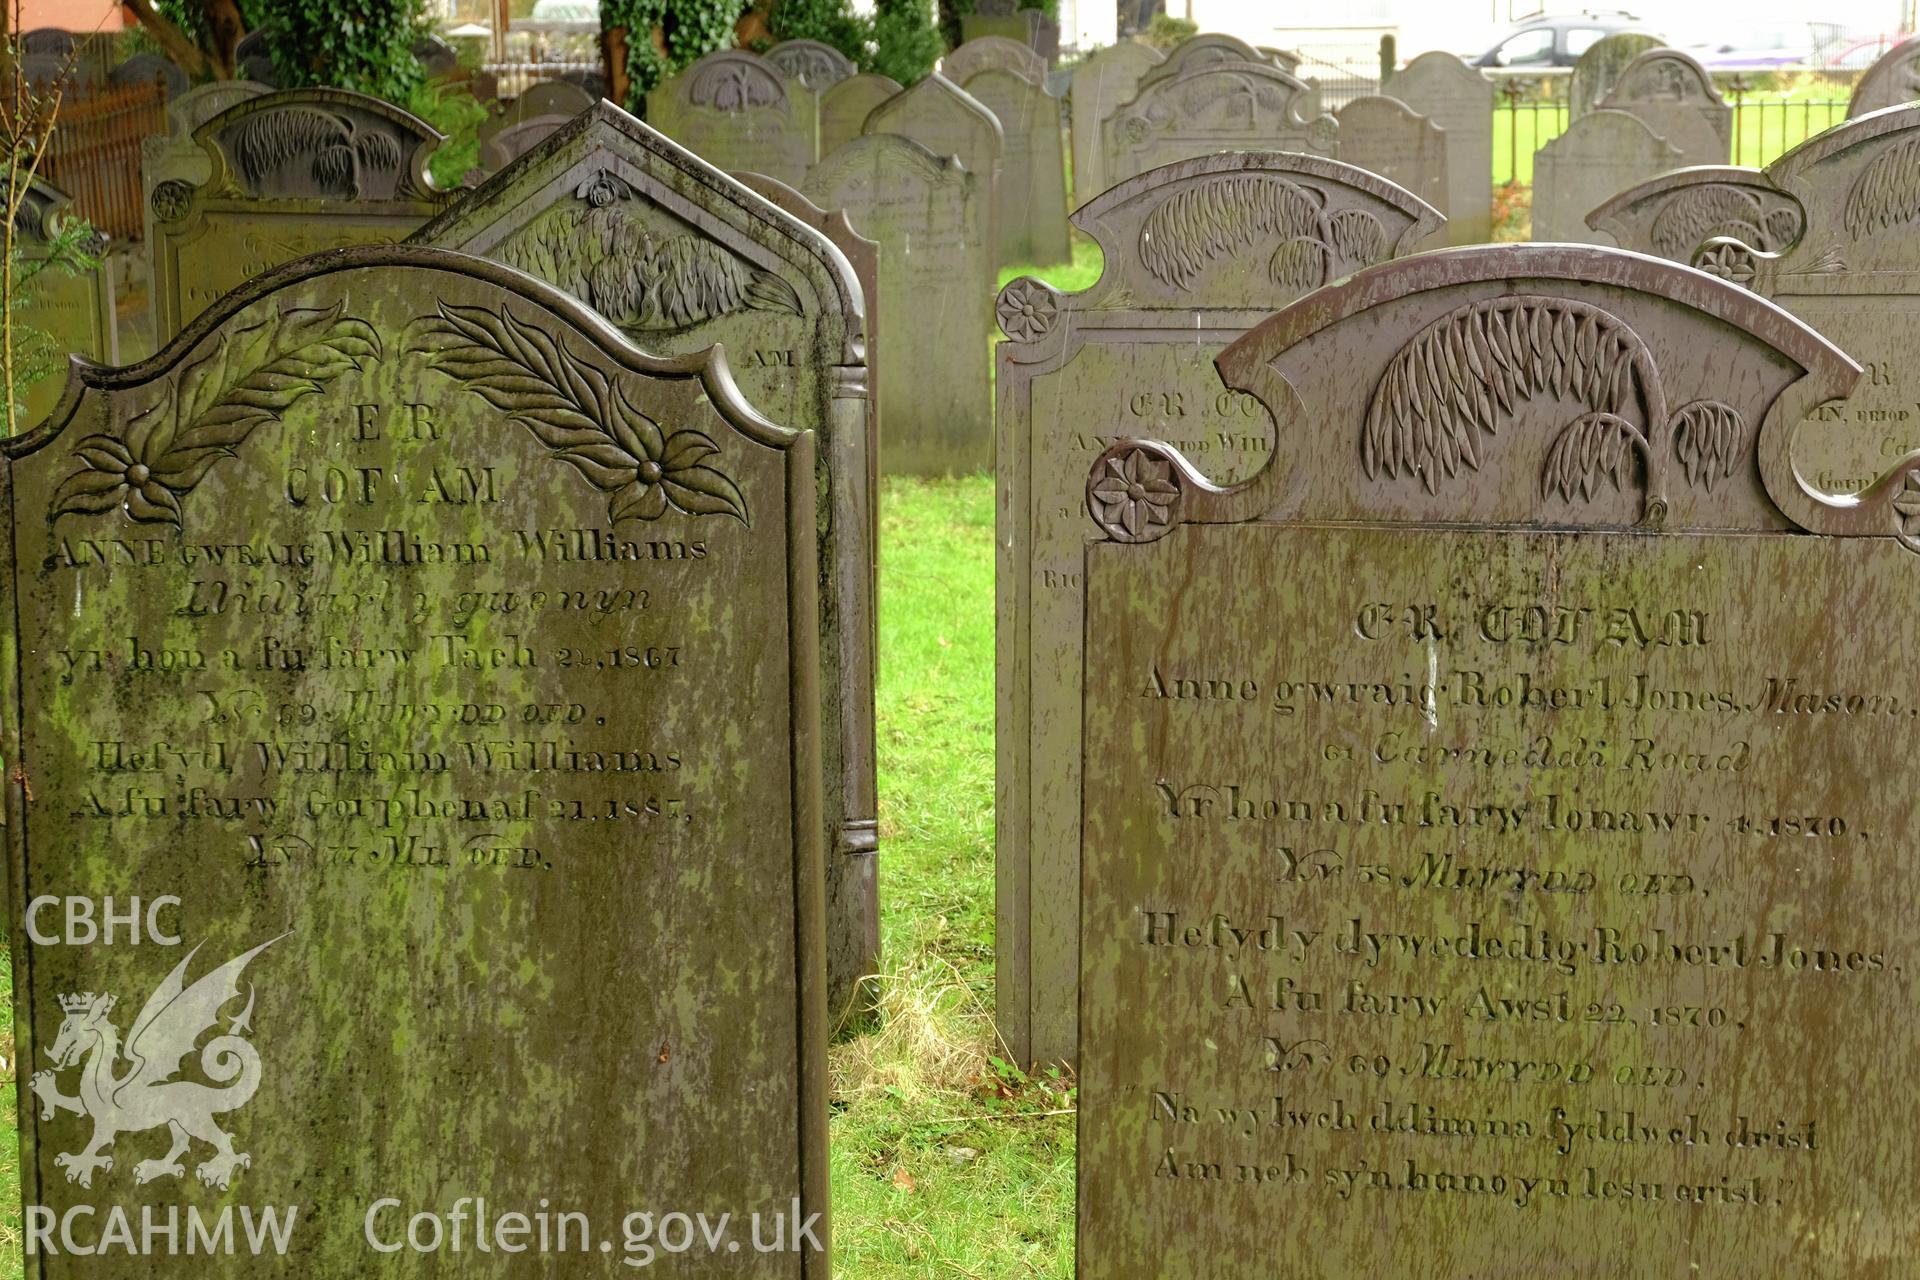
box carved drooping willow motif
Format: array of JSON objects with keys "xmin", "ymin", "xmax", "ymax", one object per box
[
  {"xmin": 408, "ymin": 303, "xmax": 748, "ymax": 525},
  {"xmin": 1361, "ymin": 296, "xmax": 1747, "ymax": 523},
  {"xmin": 497, "ymin": 172, "xmax": 802, "ymax": 333},
  {"xmin": 1138, "ymin": 174, "xmax": 1385, "ymax": 292},
  {"xmin": 228, "ymin": 109, "xmax": 405, "ymax": 199},
  {"xmin": 1649, "ymin": 184, "xmax": 1801, "ymax": 261},
  {"xmin": 1845, "ymin": 135, "xmax": 1920, "ymax": 240},
  {"xmin": 52, "ymin": 303, "xmax": 379, "ymax": 526}
]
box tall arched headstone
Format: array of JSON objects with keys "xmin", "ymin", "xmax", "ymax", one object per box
[
  {"xmin": 957, "ymin": 65, "xmax": 1070, "ymax": 266},
  {"xmin": 1335, "ymin": 96, "xmax": 1449, "ymax": 226},
  {"xmin": 1568, "ymin": 31, "xmax": 1662, "ymax": 119},
  {"xmin": 819, "ymin": 72, "xmax": 901, "ymax": 159},
  {"xmin": 1101, "ymin": 58, "xmax": 1336, "ymax": 188},
  {"xmin": 3, "ymin": 245, "xmax": 831, "ymax": 1278},
  {"xmin": 1598, "ymin": 48, "xmax": 1732, "ymax": 166},
  {"xmin": 410, "ymin": 102, "xmax": 880, "ymax": 1021},
  {"xmin": 808, "ymin": 134, "xmax": 991, "ymax": 477},
  {"xmin": 1079, "ymin": 241, "xmax": 1914, "ymax": 1274},
  {"xmin": 1389, "ymin": 51, "xmax": 1494, "ymax": 245},
  {"xmin": 1532, "ymin": 108, "xmax": 1682, "ymax": 243},
  {"xmin": 147, "ymin": 88, "xmax": 453, "ymax": 346},
  {"xmin": 646, "ymin": 50, "xmax": 818, "ymax": 186},
  {"xmin": 862, "ymin": 73, "xmax": 1004, "ymax": 265},
  {"xmin": 1069, "ymin": 41, "xmax": 1163, "ymax": 205},
  {"xmin": 995, "ymin": 152, "xmax": 1442, "ymax": 1067}
]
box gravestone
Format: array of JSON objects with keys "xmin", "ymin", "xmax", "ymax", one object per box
[
  {"xmin": 1531, "ymin": 109, "xmax": 1681, "ymax": 243},
  {"xmin": 13, "ymin": 180, "xmax": 115, "ymax": 427},
  {"xmin": 234, "ymin": 28, "xmax": 278, "ymax": 86},
  {"xmin": 819, "ymin": 73, "xmax": 900, "ymax": 159},
  {"xmin": 1, "ymin": 244, "xmax": 830, "ymax": 1277},
  {"xmin": 1598, "ymin": 48, "xmax": 1731, "ymax": 166},
  {"xmin": 808, "ymin": 134, "xmax": 989, "ymax": 476},
  {"xmin": 1102, "ymin": 58, "xmax": 1336, "ymax": 188},
  {"xmin": 109, "ymin": 52, "xmax": 188, "ymax": 98},
  {"xmin": 147, "ymin": 88, "xmax": 453, "ymax": 346},
  {"xmin": 1334, "ymin": 96, "xmax": 1448, "ymax": 222},
  {"xmin": 942, "ymin": 35, "xmax": 1048, "ymax": 87},
  {"xmin": 1587, "ymin": 165, "xmax": 1802, "ymax": 262},
  {"xmin": 736, "ymin": 169, "xmax": 882, "ymax": 555},
  {"xmin": 861, "ymin": 73, "xmax": 1003, "ymax": 260},
  {"xmin": 1076, "ymin": 240, "xmax": 1920, "ymax": 1276},
  {"xmin": 995, "ymin": 151, "xmax": 1442, "ymax": 1067},
  {"xmin": 646, "ymin": 51, "xmax": 818, "ymax": 186},
  {"xmin": 1139, "ymin": 33, "xmax": 1279, "ymax": 89},
  {"xmin": 140, "ymin": 80, "xmax": 272, "ymax": 263},
  {"xmin": 962, "ymin": 0, "xmax": 1059, "ymax": 63},
  {"xmin": 1388, "ymin": 50, "xmax": 1494, "ymax": 245},
  {"xmin": 959, "ymin": 66, "xmax": 1070, "ymax": 266},
  {"xmin": 517, "ymin": 79, "xmax": 598, "ymax": 119},
  {"xmin": 1069, "ymin": 41, "xmax": 1164, "ymax": 205},
  {"xmin": 767, "ymin": 39, "xmax": 857, "ymax": 93},
  {"xmin": 412, "ymin": 102, "xmax": 880, "ymax": 1020},
  {"xmin": 1594, "ymin": 104, "xmax": 1920, "ymax": 497},
  {"xmin": 1568, "ymin": 31, "xmax": 1663, "ymax": 119},
  {"xmin": 1850, "ymin": 35, "xmax": 1920, "ymax": 117}
]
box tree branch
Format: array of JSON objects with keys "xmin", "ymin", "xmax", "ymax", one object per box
[{"xmin": 121, "ymin": 0, "xmax": 213, "ymax": 80}]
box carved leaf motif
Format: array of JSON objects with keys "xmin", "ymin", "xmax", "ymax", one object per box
[
  {"xmin": 1650, "ymin": 185, "xmax": 1772, "ymax": 259},
  {"xmin": 1323, "ymin": 209, "xmax": 1385, "ymax": 265},
  {"xmin": 1846, "ymin": 135, "xmax": 1920, "ymax": 240},
  {"xmin": 1138, "ymin": 174, "xmax": 1322, "ymax": 289},
  {"xmin": 51, "ymin": 303, "xmax": 380, "ymax": 526},
  {"xmin": 1362, "ymin": 297, "xmax": 1645, "ymax": 496},
  {"xmin": 408, "ymin": 302, "xmax": 748, "ymax": 525},
  {"xmin": 229, "ymin": 109, "xmax": 403, "ymax": 199},
  {"xmin": 1670, "ymin": 399, "xmax": 1746, "ymax": 491},
  {"xmin": 1267, "ymin": 238, "xmax": 1327, "ymax": 292},
  {"xmin": 1542, "ymin": 411, "xmax": 1646, "ymax": 502}
]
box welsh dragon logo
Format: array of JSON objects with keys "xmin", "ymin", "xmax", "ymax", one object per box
[{"xmin": 30, "ymin": 935, "xmax": 283, "ymax": 1190}]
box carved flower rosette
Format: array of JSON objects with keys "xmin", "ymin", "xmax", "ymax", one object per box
[
  {"xmin": 408, "ymin": 303, "xmax": 749, "ymax": 526},
  {"xmin": 997, "ymin": 278, "xmax": 1059, "ymax": 343},
  {"xmin": 1088, "ymin": 446, "xmax": 1182, "ymax": 542}
]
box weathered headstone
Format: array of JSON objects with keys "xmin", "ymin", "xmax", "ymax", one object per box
[
  {"xmin": 1388, "ymin": 50, "xmax": 1493, "ymax": 245},
  {"xmin": 1077, "ymin": 240, "xmax": 1920, "ymax": 1276},
  {"xmin": 1069, "ymin": 41, "xmax": 1164, "ymax": 205},
  {"xmin": 995, "ymin": 152, "xmax": 1442, "ymax": 1067},
  {"xmin": 819, "ymin": 73, "xmax": 901, "ymax": 159},
  {"xmin": 2, "ymin": 244, "xmax": 830, "ymax": 1277},
  {"xmin": 1138, "ymin": 33, "xmax": 1280, "ymax": 89},
  {"xmin": 516, "ymin": 79, "xmax": 598, "ymax": 119},
  {"xmin": 1568, "ymin": 31, "xmax": 1662, "ymax": 119},
  {"xmin": 1849, "ymin": 35, "xmax": 1920, "ymax": 117},
  {"xmin": 958, "ymin": 66, "xmax": 1070, "ymax": 266},
  {"xmin": 1587, "ymin": 165, "xmax": 1802, "ymax": 262},
  {"xmin": 1597, "ymin": 48, "xmax": 1731, "ymax": 166},
  {"xmin": 736, "ymin": 169, "xmax": 882, "ymax": 551},
  {"xmin": 109, "ymin": 52, "xmax": 188, "ymax": 98},
  {"xmin": 861, "ymin": 73, "xmax": 1003, "ymax": 260},
  {"xmin": 1531, "ymin": 108, "xmax": 1681, "ymax": 243},
  {"xmin": 1102, "ymin": 58, "xmax": 1336, "ymax": 188},
  {"xmin": 942, "ymin": 35, "xmax": 1048, "ymax": 88},
  {"xmin": 13, "ymin": 179, "xmax": 115, "ymax": 427},
  {"xmin": 140, "ymin": 80, "xmax": 272, "ymax": 261},
  {"xmin": 1334, "ymin": 96, "xmax": 1448, "ymax": 223},
  {"xmin": 766, "ymin": 38, "xmax": 857, "ymax": 93},
  {"xmin": 477, "ymin": 91, "xmax": 589, "ymax": 172},
  {"xmin": 808, "ymin": 133, "xmax": 989, "ymax": 476},
  {"xmin": 412, "ymin": 102, "xmax": 880, "ymax": 1019},
  {"xmin": 1592, "ymin": 104, "xmax": 1920, "ymax": 496},
  {"xmin": 147, "ymin": 88, "xmax": 453, "ymax": 346},
  {"xmin": 962, "ymin": 0, "xmax": 1058, "ymax": 63},
  {"xmin": 646, "ymin": 51, "xmax": 818, "ymax": 186},
  {"xmin": 234, "ymin": 28, "xmax": 278, "ymax": 87}
]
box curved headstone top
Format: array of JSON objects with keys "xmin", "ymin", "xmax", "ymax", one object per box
[
  {"xmin": 190, "ymin": 87, "xmax": 446, "ymax": 202},
  {"xmin": 110, "ymin": 53, "xmax": 189, "ymax": 98},
  {"xmin": 941, "ymin": 35, "xmax": 1048, "ymax": 87},
  {"xmin": 1140, "ymin": 33, "xmax": 1277, "ymax": 89},
  {"xmin": 1598, "ymin": 47, "xmax": 1732, "ymax": 163},
  {"xmin": 164, "ymin": 80, "xmax": 273, "ymax": 138},
  {"xmin": 1122, "ymin": 244, "xmax": 1865, "ymax": 538},
  {"xmin": 820, "ymin": 72, "xmax": 902, "ymax": 156},
  {"xmin": 1102, "ymin": 59, "xmax": 1336, "ymax": 188},
  {"xmin": 1532, "ymin": 107, "xmax": 1684, "ymax": 243},
  {"xmin": 680, "ymin": 49, "xmax": 792, "ymax": 110},
  {"xmin": 1586, "ymin": 165, "xmax": 1803, "ymax": 262},
  {"xmin": 21, "ymin": 27, "xmax": 73, "ymax": 56},
  {"xmin": 1849, "ymin": 35, "xmax": 1920, "ymax": 117},
  {"xmin": 517, "ymin": 79, "xmax": 599, "ymax": 118},
  {"xmin": 766, "ymin": 38, "xmax": 857, "ymax": 91},
  {"xmin": 647, "ymin": 50, "xmax": 816, "ymax": 186},
  {"xmin": 1036, "ymin": 150, "xmax": 1443, "ymax": 320},
  {"xmin": 1568, "ymin": 31, "xmax": 1662, "ymax": 119},
  {"xmin": 861, "ymin": 72, "xmax": 1005, "ymax": 178}
]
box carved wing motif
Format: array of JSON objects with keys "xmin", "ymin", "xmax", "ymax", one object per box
[
  {"xmin": 1846, "ymin": 135, "xmax": 1920, "ymax": 240},
  {"xmin": 1137, "ymin": 174, "xmax": 1384, "ymax": 292}
]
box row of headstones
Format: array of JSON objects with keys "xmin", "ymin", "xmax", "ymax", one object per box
[
  {"xmin": 17, "ymin": 27, "xmax": 475, "ymax": 99},
  {"xmin": 13, "ymin": 70, "xmax": 1920, "ymax": 1276},
  {"xmin": 1532, "ymin": 31, "xmax": 1920, "ymax": 243}
]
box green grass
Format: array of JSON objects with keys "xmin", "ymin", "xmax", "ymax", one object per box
[
  {"xmin": 999, "ymin": 236, "xmax": 1105, "ymax": 297},
  {"xmin": 0, "ymin": 479, "xmax": 1055, "ymax": 1279}
]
